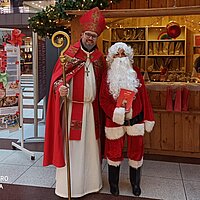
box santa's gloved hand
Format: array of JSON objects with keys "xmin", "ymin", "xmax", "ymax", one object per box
[
  {"xmin": 112, "ymin": 107, "xmax": 125, "ymax": 125},
  {"xmin": 144, "ymin": 120, "xmax": 155, "ymax": 132},
  {"xmin": 125, "ymin": 108, "xmax": 133, "ymax": 120}
]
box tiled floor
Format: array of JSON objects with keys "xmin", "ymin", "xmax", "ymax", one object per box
[
  {"xmin": 1, "ymin": 75, "xmax": 200, "ymax": 200},
  {"xmin": 1, "ymin": 148, "xmax": 200, "ymax": 200}
]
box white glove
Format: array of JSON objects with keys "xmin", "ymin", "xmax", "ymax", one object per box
[
  {"xmin": 145, "ymin": 121, "xmax": 155, "ymax": 132},
  {"xmin": 125, "ymin": 108, "xmax": 133, "ymax": 120},
  {"xmin": 113, "ymin": 107, "xmax": 125, "ymax": 125}
]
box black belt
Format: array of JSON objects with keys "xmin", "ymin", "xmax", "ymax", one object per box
[{"xmin": 123, "ymin": 111, "xmax": 144, "ymax": 126}]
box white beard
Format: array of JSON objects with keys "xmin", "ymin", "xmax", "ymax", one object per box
[{"xmin": 107, "ymin": 57, "xmax": 140, "ymax": 100}]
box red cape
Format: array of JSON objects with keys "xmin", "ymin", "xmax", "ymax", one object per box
[{"xmin": 43, "ymin": 41, "xmax": 106, "ymax": 167}]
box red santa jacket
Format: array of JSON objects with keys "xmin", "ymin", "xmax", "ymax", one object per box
[
  {"xmin": 100, "ymin": 66, "xmax": 154, "ymax": 129},
  {"xmin": 43, "ymin": 41, "xmax": 106, "ymax": 167}
]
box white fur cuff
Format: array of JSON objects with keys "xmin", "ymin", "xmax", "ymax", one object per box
[
  {"xmin": 129, "ymin": 158, "xmax": 143, "ymax": 169},
  {"xmin": 126, "ymin": 123, "xmax": 145, "ymax": 136},
  {"xmin": 105, "ymin": 126, "xmax": 125, "ymax": 140},
  {"xmin": 145, "ymin": 121, "xmax": 155, "ymax": 132},
  {"xmin": 112, "ymin": 107, "xmax": 125, "ymax": 125},
  {"xmin": 107, "ymin": 158, "xmax": 121, "ymax": 167}
]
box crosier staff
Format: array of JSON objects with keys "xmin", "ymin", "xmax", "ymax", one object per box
[{"xmin": 51, "ymin": 31, "xmax": 71, "ymax": 200}]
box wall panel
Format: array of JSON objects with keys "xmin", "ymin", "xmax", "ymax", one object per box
[
  {"xmin": 150, "ymin": 0, "xmax": 167, "ymax": 8},
  {"xmin": 161, "ymin": 113, "xmax": 175, "ymax": 151}
]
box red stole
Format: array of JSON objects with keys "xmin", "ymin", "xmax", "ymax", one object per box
[{"xmin": 69, "ymin": 65, "xmax": 85, "ymax": 140}]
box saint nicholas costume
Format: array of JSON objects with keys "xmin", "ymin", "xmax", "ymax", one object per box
[{"xmin": 43, "ymin": 7, "xmax": 106, "ymax": 198}]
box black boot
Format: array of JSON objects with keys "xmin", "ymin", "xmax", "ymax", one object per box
[
  {"xmin": 130, "ymin": 166, "xmax": 141, "ymax": 196},
  {"xmin": 108, "ymin": 165, "xmax": 120, "ymax": 196}
]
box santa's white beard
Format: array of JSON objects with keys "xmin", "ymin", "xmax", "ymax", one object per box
[{"xmin": 107, "ymin": 57, "xmax": 140, "ymax": 100}]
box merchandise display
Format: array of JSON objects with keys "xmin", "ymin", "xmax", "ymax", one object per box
[
  {"xmin": 0, "ymin": 28, "xmax": 21, "ymax": 131},
  {"xmin": 101, "ymin": 17, "xmax": 200, "ymax": 159},
  {"xmin": 20, "ymin": 37, "xmax": 32, "ymax": 74},
  {"xmin": 102, "ymin": 25, "xmax": 187, "ymax": 82}
]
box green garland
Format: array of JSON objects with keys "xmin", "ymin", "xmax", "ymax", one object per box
[{"xmin": 28, "ymin": 0, "xmax": 121, "ymax": 38}]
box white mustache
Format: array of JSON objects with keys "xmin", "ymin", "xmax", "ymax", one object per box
[{"xmin": 107, "ymin": 57, "xmax": 140, "ymax": 100}]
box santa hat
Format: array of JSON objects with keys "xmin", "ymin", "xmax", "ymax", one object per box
[{"xmin": 79, "ymin": 7, "xmax": 106, "ymax": 36}]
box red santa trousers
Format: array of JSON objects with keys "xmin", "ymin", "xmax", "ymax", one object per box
[{"xmin": 105, "ymin": 134, "xmax": 144, "ymax": 165}]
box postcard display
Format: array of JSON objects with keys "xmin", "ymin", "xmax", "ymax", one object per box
[{"xmin": 0, "ymin": 28, "xmax": 35, "ymax": 160}]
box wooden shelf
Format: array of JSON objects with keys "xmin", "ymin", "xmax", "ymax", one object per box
[
  {"xmin": 148, "ymin": 39, "xmax": 185, "ymax": 42},
  {"xmin": 148, "ymin": 55, "xmax": 185, "ymax": 57},
  {"xmin": 148, "ymin": 70, "xmax": 185, "ymax": 73},
  {"xmin": 102, "ymin": 26, "xmax": 186, "ymax": 76},
  {"xmin": 111, "ymin": 40, "xmax": 145, "ymax": 42}
]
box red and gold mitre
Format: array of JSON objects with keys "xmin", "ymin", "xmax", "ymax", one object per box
[{"xmin": 80, "ymin": 7, "xmax": 106, "ymax": 36}]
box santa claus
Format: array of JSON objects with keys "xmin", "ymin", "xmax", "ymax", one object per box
[{"xmin": 100, "ymin": 42, "xmax": 155, "ymax": 197}]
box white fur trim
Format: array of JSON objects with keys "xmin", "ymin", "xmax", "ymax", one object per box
[
  {"xmin": 129, "ymin": 158, "xmax": 143, "ymax": 169},
  {"xmin": 144, "ymin": 121, "xmax": 155, "ymax": 132},
  {"xmin": 105, "ymin": 126, "xmax": 125, "ymax": 140},
  {"xmin": 112, "ymin": 107, "xmax": 125, "ymax": 125},
  {"xmin": 107, "ymin": 158, "xmax": 121, "ymax": 167},
  {"xmin": 106, "ymin": 42, "xmax": 134, "ymax": 65},
  {"xmin": 126, "ymin": 123, "xmax": 145, "ymax": 136}
]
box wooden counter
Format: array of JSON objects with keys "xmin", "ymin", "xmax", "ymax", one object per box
[{"xmin": 144, "ymin": 82, "xmax": 200, "ymax": 158}]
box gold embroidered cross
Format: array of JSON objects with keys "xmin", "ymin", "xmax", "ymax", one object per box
[{"xmin": 71, "ymin": 120, "xmax": 82, "ymax": 130}]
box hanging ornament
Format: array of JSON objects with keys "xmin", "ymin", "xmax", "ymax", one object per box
[
  {"xmin": 166, "ymin": 21, "xmax": 181, "ymax": 38},
  {"xmin": 8, "ymin": 29, "xmax": 25, "ymax": 47}
]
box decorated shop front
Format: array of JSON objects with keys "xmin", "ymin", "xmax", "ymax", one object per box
[{"xmin": 67, "ymin": 7, "xmax": 200, "ymax": 158}]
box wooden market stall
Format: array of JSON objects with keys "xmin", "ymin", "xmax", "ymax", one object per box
[{"xmin": 68, "ymin": 5, "xmax": 200, "ymax": 158}]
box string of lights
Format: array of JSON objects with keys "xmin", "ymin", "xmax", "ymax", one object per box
[
  {"xmin": 28, "ymin": 0, "xmax": 121, "ymax": 38},
  {"xmin": 106, "ymin": 16, "xmax": 200, "ymax": 34}
]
